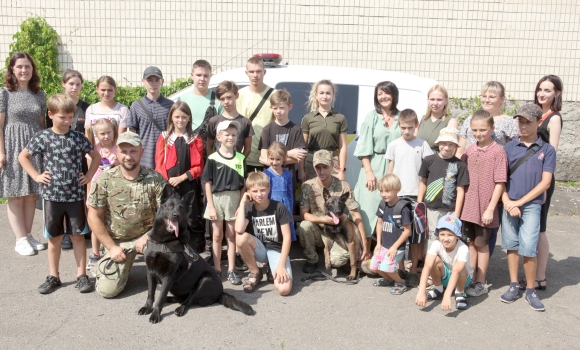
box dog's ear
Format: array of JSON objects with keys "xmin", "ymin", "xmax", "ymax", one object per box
[
  {"xmin": 340, "ymin": 191, "xmax": 350, "ymax": 203},
  {"xmin": 323, "ymin": 187, "xmax": 331, "ymax": 201},
  {"xmin": 160, "ymin": 184, "xmax": 176, "ymax": 204},
  {"xmin": 181, "ymin": 190, "xmax": 196, "ymax": 207}
]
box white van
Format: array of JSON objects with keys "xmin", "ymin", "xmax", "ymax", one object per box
[{"xmin": 169, "ymin": 61, "xmax": 437, "ymax": 188}]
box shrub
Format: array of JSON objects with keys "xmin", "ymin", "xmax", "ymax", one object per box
[
  {"xmin": 6, "ymin": 17, "xmax": 61, "ymax": 96},
  {"xmin": 450, "ymin": 95, "xmax": 520, "ymax": 122}
]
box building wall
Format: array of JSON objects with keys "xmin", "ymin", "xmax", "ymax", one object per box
[{"xmin": 1, "ymin": 0, "xmax": 579, "ymax": 100}]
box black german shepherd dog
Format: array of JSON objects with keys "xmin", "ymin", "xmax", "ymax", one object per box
[
  {"xmin": 322, "ymin": 188, "xmax": 362, "ymax": 280},
  {"xmin": 138, "ymin": 186, "xmax": 253, "ymax": 323}
]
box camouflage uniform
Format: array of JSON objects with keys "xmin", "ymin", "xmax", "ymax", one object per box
[
  {"xmin": 88, "ymin": 165, "xmax": 166, "ymax": 298},
  {"xmin": 298, "ymin": 175, "xmax": 359, "ymax": 267}
]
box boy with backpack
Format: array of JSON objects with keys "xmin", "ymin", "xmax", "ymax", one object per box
[
  {"xmin": 500, "ymin": 104, "xmax": 555, "ymax": 311},
  {"xmin": 370, "ymin": 174, "xmax": 412, "ymax": 295}
]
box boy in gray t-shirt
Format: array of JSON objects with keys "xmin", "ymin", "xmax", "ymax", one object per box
[{"xmin": 385, "ymin": 109, "xmax": 433, "ymax": 287}]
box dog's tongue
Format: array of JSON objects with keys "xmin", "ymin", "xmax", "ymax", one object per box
[
  {"xmin": 169, "ymin": 220, "xmax": 179, "ymax": 237},
  {"xmin": 330, "ymin": 212, "xmax": 339, "ymax": 225}
]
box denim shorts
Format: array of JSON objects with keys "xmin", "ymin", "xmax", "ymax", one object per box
[
  {"xmin": 501, "ymin": 202, "xmax": 541, "ymax": 257},
  {"xmin": 252, "ymin": 236, "xmax": 293, "ymax": 279}
]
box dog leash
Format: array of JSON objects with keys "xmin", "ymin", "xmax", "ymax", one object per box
[{"xmin": 301, "ymin": 270, "xmax": 362, "ymax": 285}]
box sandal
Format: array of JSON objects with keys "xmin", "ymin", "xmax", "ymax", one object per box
[
  {"xmin": 397, "ymin": 269, "xmax": 409, "ymax": 280},
  {"xmin": 426, "ymin": 276, "xmax": 435, "ymax": 291},
  {"xmin": 427, "ymin": 288, "xmax": 444, "ymax": 301},
  {"xmin": 372, "ymin": 278, "xmax": 395, "ymax": 287},
  {"xmin": 243, "ymin": 272, "xmax": 263, "ymax": 293},
  {"xmin": 227, "ymin": 270, "xmax": 242, "ymax": 285},
  {"xmin": 390, "ymin": 282, "xmax": 408, "ymax": 295},
  {"xmin": 455, "ymin": 292, "xmax": 469, "ymax": 310},
  {"xmin": 518, "ymin": 278, "xmax": 547, "ymax": 291}
]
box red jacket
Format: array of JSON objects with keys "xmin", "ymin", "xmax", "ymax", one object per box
[{"xmin": 155, "ymin": 132, "xmax": 204, "ymax": 181}]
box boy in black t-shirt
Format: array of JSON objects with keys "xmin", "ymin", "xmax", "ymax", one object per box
[
  {"xmin": 19, "ymin": 94, "xmax": 102, "ymax": 294},
  {"xmin": 235, "ymin": 172, "xmax": 293, "ymax": 296},
  {"xmin": 206, "ymin": 81, "xmax": 254, "ymax": 157},
  {"xmin": 258, "ymin": 90, "xmax": 307, "ymax": 184},
  {"xmin": 418, "ymin": 127, "xmax": 469, "ymax": 246},
  {"xmin": 370, "ymin": 174, "xmax": 412, "ymax": 295}
]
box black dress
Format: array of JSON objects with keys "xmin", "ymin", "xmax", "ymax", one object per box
[{"xmin": 167, "ymin": 136, "xmax": 195, "ymax": 198}]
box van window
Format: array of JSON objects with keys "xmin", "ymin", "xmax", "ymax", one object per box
[{"xmin": 275, "ymin": 82, "xmax": 359, "ymax": 134}]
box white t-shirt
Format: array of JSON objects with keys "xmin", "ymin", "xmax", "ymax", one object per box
[
  {"xmin": 427, "ymin": 240, "xmax": 473, "ymax": 278},
  {"xmin": 84, "ymin": 102, "xmax": 130, "ymax": 130},
  {"xmin": 385, "ymin": 137, "xmax": 433, "ymax": 196}
]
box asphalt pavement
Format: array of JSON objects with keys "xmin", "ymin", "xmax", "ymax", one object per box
[{"xmin": 1, "ymin": 188, "xmax": 579, "ymax": 349}]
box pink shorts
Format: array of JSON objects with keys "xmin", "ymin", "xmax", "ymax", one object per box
[{"xmin": 370, "ymin": 246, "xmax": 405, "ymax": 273}]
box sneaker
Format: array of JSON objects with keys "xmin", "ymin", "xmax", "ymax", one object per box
[
  {"xmin": 227, "ymin": 270, "xmax": 242, "ymax": 285},
  {"xmin": 86, "ymin": 253, "xmax": 100, "ymax": 270},
  {"xmin": 61, "ymin": 234, "xmax": 73, "ymax": 250},
  {"xmin": 525, "ymin": 291, "xmax": 545, "ymax": 311},
  {"xmin": 466, "ymin": 282, "xmax": 489, "ymax": 297},
  {"xmin": 235, "ymin": 254, "xmax": 248, "ymax": 271},
  {"xmin": 500, "ymin": 285, "xmax": 520, "ymax": 304},
  {"xmin": 38, "ymin": 275, "xmax": 62, "ymax": 294},
  {"xmin": 27, "ymin": 234, "xmax": 46, "ymax": 251},
  {"xmin": 15, "ymin": 237, "xmax": 35, "ymax": 256},
  {"xmin": 75, "ymin": 274, "xmax": 94, "ymax": 293},
  {"xmin": 456, "ymin": 292, "xmax": 469, "ymax": 310}
]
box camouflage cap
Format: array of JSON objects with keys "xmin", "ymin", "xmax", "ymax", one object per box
[
  {"xmin": 514, "ymin": 103, "xmax": 542, "ymax": 121},
  {"xmin": 312, "ymin": 150, "xmax": 333, "ymax": 167},
  {"xmin": 117, "ymin": 131, "xmax": 142, "ymax": 146}
]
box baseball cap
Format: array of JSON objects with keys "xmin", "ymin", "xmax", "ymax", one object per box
[
  {"xmin": 216, "ymin": 120, "xmax": 240, "ymax": 134},
  {"xmin": 513, "ymin": 103, "xmax": 542, "ymax": 121},
  {"xmin": 434, "ymin": 127, "xmax": 460, "ymax": 146},
  {"xmin": 117, "ymin": 131, "xmax": 142, "ymax": 146},
  {"xmin": 312, "ymin": 150, "xmax": 333, "ymax": 167},
  {"xmin": 143, "ymin": 66, "xmax": 163, "ymax": 79},
  {"xmin": 434, "ymin": 214, "xmax": 462, "ymax": 238}
]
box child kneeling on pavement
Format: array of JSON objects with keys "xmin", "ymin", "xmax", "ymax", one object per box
[
  {"xmin": 370, "ymin": 174, "xmax": 411, "ymax": 295},
  {"xmin": 415, "ymin": 215, "xmax": 473, "ymax": 310},
  {"xmin": 235, "ymin": 172, "xmax": 293, "ymax": 296}
]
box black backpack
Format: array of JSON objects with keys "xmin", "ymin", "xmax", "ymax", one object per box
[
  {"xmin": 193, "ymin": 91, "xmax": 217, "ymax": 155},
  {"xmin": 393, "ymin": 196, "xmax": 428, "ymax": 244}
]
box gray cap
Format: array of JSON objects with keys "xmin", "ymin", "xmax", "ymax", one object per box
[
  {"xmin": 143, "ymin": 66, "xmax": 163, "ymax": 79},
  {"xmin": 117, "ymin": 131, "xmax": 142, "ymax": 146},
  {"xmin": 513, "ymin": 103, "xmax": 542, "ymax": 121}
]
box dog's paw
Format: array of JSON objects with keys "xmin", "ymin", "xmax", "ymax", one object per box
[
  {"xmin": 149, "ymin": 311, "xmax": 162, "ymax": 324},
  {"xmin": 174, "ymin": 305, "xmax": 187, "ymax": 317},
  {"xmin": 138, "ymin": 306, "xmax": 152, "ymax": 315}
]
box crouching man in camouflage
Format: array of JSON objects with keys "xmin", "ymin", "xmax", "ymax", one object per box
[
  {"xmin": 87, "ymin": 132, "xmax": 166, "ymax": 298},
  {"xmin": 298, "ymin": 150, "xmax": 370, "ymax": 274}
]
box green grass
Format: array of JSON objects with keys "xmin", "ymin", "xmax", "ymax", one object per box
[
  {"xmin": 0, "ymin": 198, "xmax": 7, "ymax": 204},
  {"xmin": 557, "ymin": 180, "xmax": 580, "ymax": 188}
]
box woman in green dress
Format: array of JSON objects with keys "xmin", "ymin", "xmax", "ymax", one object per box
[{"xmin": 353, "ymin": 81, "xmax": 401, "ymax": 252}]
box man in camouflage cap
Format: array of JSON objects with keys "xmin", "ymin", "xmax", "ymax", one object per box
[
  {"xmin": 87, "ymin": 131, "xmax": 167, "ymax": 298},
  {"xmin": 298, "ymin": 150, "xmax": 370, "ymax": 273}
]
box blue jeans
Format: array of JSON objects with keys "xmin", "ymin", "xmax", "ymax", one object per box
[
  {"xmin": 501, "ymin": 202, "xmax": 541, "ymax": 257},
  {"xmin": 252, "ymin": 236, "xmax": 293, "ymax": 279}
]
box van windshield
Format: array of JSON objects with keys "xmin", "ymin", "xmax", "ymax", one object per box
[{"xmin": 275, "ymin": 82, "xmax": 359, "ymax": 134}]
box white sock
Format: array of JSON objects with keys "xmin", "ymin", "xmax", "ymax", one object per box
[{"xmin": 434, "ymin": 285, "xmax": 444, "ymax": 293}]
